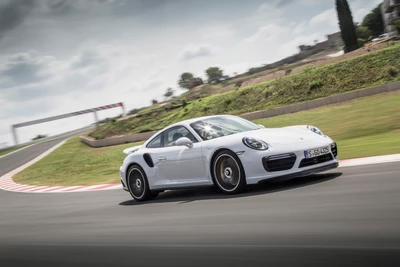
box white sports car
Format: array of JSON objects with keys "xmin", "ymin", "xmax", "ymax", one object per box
[{"xmin": 120, "ymin": 115, "xmax": 339, "ymax": 201}]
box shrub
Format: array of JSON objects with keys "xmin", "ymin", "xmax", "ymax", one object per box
[
  {"xmin": 181, "ymin": 99, "xmax": 187, "ymax": 107},
  {"xmin": 90, "ymin": 134, "xmax": 105, "ymax": 140},
  {"xmin": 384, "ymin": 66, "xmax": 398, "ymax": 78},
  {"xmin": 303, "ymin": 66, "xmax": 317, "ymax": 73},
  {"xmin": 387, "ymin": 66, "xmax": 398, "ymax": 77},
  {"xmin": 309, "ymin": 79, "xmax": 323, "ymax": 91},
  {"xmin": 263, "ymin": 89, "xmax": 273, "ymax": 98}
]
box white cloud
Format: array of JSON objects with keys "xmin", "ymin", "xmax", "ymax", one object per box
[
  {"xmin": 244, "ymin": 24, "xmax": 290, "ymax": 43},
  {"xmin": 179, "ymin": 44, "xmax": 217, "ymax": 61},
  {"xmin": 292, "ymin": 21, "xmax": 308, "ymax": 35},
  {"xmin": 310, "ymin": 9, "xmax": 337, "ymax": 28}
]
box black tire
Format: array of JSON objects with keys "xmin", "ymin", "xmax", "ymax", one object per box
[
  {"xmin": 212, "ymin": 149, "xmax": 246, "ymax": 194},
  {"xmin": 127, "ymin": 164, "xmax": 157, "ymax": 201}
]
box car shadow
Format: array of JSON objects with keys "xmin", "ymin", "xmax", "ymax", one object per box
[{"xmin": 119, "ymin": 172, "xmax": 342, "ymax": 206}]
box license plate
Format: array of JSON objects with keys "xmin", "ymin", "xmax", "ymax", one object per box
[{"xmin": 304, "ymin": 147, "xmax": 330, "ymax": 159}]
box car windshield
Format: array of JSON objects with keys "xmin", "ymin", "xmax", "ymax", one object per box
[{"xmin": 189, "ymin": 116, "xmax": 261, "ymax": 141}]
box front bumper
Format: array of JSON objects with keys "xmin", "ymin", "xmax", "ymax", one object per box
[
  {"xmin": 120, "ymin": 167, "xmax": 129, "ymax": 191},
  {"xmin": 239, "ymin": 141, "xmax": 339, "ymax": 184},
  {"xmin": 257, "ymin": 162, "xmax": 339, "ymax": 184}
]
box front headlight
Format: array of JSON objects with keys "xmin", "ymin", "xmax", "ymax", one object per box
[
  {"xmin": 307, "ymin": 125, "xmax": 324, "ymax": 136},
  {"xmin": 242, "ymin": 137, "xmax": 269, "ymax": 150}
]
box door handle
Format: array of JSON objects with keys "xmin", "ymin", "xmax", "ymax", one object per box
[{"xmin": 158, "ymin": 156, "xmax": 167, "ymax": 161}]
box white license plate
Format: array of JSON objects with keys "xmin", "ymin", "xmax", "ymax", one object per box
[{"xmin": 304, "ymin": 147, "xmax": 330, "ymax": 159}]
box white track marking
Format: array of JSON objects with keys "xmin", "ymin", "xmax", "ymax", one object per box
[
  {"xmin": 339, "ymin": 154, "xmax": 400, "ymax": 168},
  {"xmin": 0, "ymin": 145, "xmax": 34, "ymax": 159}
]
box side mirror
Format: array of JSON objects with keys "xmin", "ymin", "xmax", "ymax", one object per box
[
  {"xmin": 175, "ymin": 137, "xmax": 193, "ymax": 148},
  {"xmin": 258, "ymin": 124, "xmax": 265, "ymax": 129}
]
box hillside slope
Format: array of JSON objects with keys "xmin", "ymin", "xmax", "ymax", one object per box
[{"xmin": 89, "ymin": 43, "xmax": 400, "ymax": 140}]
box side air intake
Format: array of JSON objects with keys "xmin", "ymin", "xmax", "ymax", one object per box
[{"xmin": 143, "ymin": 154, "xmax": 154, "ymax": 168}]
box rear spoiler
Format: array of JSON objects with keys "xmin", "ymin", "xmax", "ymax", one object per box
[{"xmin": 123, "ymin": 145, "xmax": 142, "ymax": 155}]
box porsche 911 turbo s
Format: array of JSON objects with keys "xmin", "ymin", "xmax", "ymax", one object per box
[{"xmin": 119, "ymin": 115, "xmax": 339, "ymax": 201}]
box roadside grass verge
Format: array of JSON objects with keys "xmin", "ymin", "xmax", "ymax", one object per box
[
  {"xmin": 13, "ymin": 139, "xmax": 144, "ymax": 186},
  {"xmin": 254, "ymin": 91, "xmax": 400, "ymax": 159},
  {"xmin": 89, "ymin": 43, "xmax": 400, "ymax": 139},
  {"xmin": 0, "ymin": 145, "xmax": 29, "ymax": 157},
  {"xmin": 12, "ymin": 91, "xmax": 400, "ymax": 186}
]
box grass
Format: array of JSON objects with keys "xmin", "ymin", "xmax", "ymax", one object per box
[
  {"xmin": 0, "ymin": 145, "xmax": 28, "ymax": 157},
  {"xmin": 13, "ymin": 139, "xmax": 144, "ymax": 186},
  {"xmin": 254, "ymin": 91, "xmax": 400, "ymax": 159},
  {"xmin": 221, "ymin": 61, "xmax": 309, "ymax": 87},
  {"xmin": 89, "ymin": 43, "xmax": 400, "ymax": 139},
  {"xmin": 13, "ymin": 91, "xmax": 400, "ymax": 186}
]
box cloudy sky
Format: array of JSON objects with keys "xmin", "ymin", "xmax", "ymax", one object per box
[{"xmin": 0, "ymin": 0, "xmax": 381, "ymax": 145}]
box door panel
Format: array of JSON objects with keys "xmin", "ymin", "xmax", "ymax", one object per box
[
  {"xmin": 146, "ymin": 125, "xmax": 210, "ymax": 188},
  {"xmin": 154, "ymin": 143, "xmax": 206, "ymax": 184}
]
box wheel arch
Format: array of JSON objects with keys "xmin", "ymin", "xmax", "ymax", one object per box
[
  {"xmin": 125, "ymin": 162, "xmax": 142, "ymax": 184},
  {"xmin": 209, "ymin": 148, "xmax": 246, "ymax": 181}
]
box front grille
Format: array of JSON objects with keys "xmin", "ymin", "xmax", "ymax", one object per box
[
  {"xmin": 331, "ymin": 142, "xmax": 338, "ymax": 157},
  {"xmin": 262, "ymin": 153, "xmax": 297, "ymax": 172},
  {"xmin": 299, "ymin": 153, "xmax": 333, "ymax": 168}
]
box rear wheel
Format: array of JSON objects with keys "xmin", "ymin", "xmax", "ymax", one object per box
[
  {"xmin": 212, "ymin": 150, "xmax": 246, "ymax": 194},
  {"xmin": 127, "ymin": 164, "xmax": 158, "ymax": 201}
]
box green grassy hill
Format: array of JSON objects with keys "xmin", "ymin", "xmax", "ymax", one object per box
[{"xmin": 89, "ymin": 43, "xmax": 400, "ymax": 140}]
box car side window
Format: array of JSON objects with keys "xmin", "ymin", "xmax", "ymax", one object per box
[
  {"xmin": 163, "ymin": 126, "xmax": 198, "ymax": 147},
  {"xmin": 146, "ymin": 133, "xmax": 163, "ymax": 148}
]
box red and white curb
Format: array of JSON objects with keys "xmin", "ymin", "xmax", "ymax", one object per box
[
  {"xmin": 0, "ymin": 139, "xmax": 121, "ymax": 194},
  {"xmin": 1, "ymin": 137, "xmax": 399, "ymax": 194}
]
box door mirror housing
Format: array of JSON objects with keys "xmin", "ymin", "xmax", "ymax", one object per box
[
  {"xmin": 175, "ymin": 137, "xmax": 193, "ymax": 148},
  {"xmin": 258, "ymin": 124, "xmax": 265, "ymax": 129}
]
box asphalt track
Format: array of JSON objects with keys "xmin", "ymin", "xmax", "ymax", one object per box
[
  {"xmin": 0, "ymin": 129, "xmax": 90, "ymax": 177},
  {"xmin": 0, "ymin": 138, "xmax": 399, "ymax": 267}
]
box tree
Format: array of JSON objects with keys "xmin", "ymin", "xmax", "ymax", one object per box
[
  {"xmin": 336, "ymin": 0, "xmax": 359, "ymax": 53},
  {"xmin": 205, "ymin": 67, "xmax": 224, "ymax": 84},
  {"xmin": 164, "ymin": 87, "xmax": 174, "ymax": 99},
  {"xmin": 395, "ymin": 20, "xmax": 400, "ymax": 35},
  {"xmin": 178, "ymin": 72, "xmax": 203, "ymax": 90},
  {"xmin": 178, "ymin": 72, "xmax": 195, "ymax": 90},
  {"xmin": 188, "ymin": 77, "xmax": 204, "ymax": 88},
  {"xmin": 362, "ymin": 4, "xmax": 384, "ymax": 37},
  {"xmin": 356, "ymin": 24, "xmax": 371, "ymax": 39},
  {"xmin": 356, "ymin": 24, "xmax": 372, "ymax": 45},
  {"xmin": 151, "ymin": 99, "xmax": 158, "ymax": 105}
]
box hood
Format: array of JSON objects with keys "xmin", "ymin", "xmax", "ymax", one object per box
[{"xmin": 230, "ymin": 126, "xmax": 320, "ymax": 145}]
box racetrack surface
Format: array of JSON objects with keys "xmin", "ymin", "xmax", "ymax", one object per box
[
  {"xmin": 0, "ymin": 130, "xmax": 90, "ymax": 177},
  {"xmin": 0, "ymin": 157, "xmax": 399, "ymax": 266}
]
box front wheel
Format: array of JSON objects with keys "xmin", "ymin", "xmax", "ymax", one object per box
[
  {"xmin": 127, "ymin": 164, "xmax": 157, "ymax": 201},
  {"xmin": 212, "ymin": 150, "xmax": 246, "ymax": 194}
]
